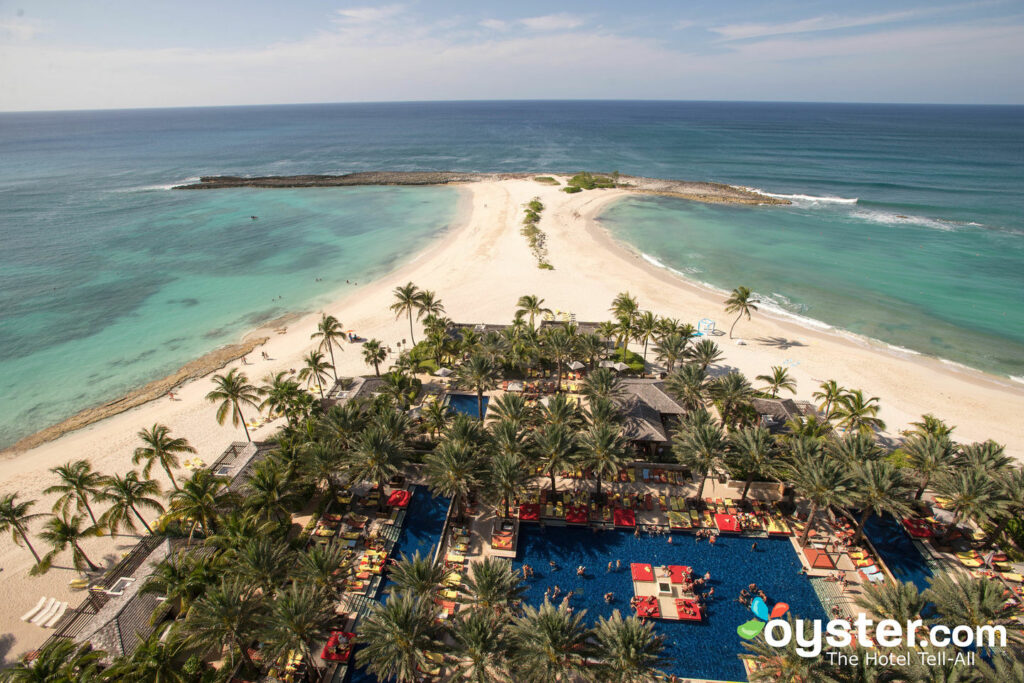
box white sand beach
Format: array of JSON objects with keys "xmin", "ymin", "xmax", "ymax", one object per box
[{"xmin": 2, "ymin": 177, "xmax": 1022, "ymax": 663}]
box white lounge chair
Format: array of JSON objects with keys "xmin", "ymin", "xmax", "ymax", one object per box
[
  {"xmin": 31, "ymin": 598, "xmax": 58, "ymax": 625},
  {"xmin": 20, "ymin": 596, "xmax": 47, "ymax": 622},
  {"xmin": 43, "ymin": 602, "xmax": 68, "ymax": 628}
]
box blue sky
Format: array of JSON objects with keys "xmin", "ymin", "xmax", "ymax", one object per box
[{"xmin": 1, "ymin": 0, "xmax": 1022, "ymax": 110}]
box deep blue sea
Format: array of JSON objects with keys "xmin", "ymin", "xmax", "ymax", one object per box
[{"xmin": 1, "ymin": 101, "xmax": 1022, "ymax": 447}]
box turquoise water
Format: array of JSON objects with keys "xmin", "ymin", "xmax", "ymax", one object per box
[
  {"xmin": 513, "ymin": 526, "xmax": 827, "ymax": 681},
  {"xmin": 445, "ymin": 393, "xmax": 489, "ymax": 418},
  {"xmin": 1, "ymin": 101, "xmax": 1021, "ymax": 447},
  {"xmin": 0, "ymin": 185, "xmax": 457, "ymax": 448},
  {"xmin": 599, "ymin": 195, "xmax": 1024, "ymax": 378},
  {"xmin": 863, "ymin": 515, "xmax": 934, "ymax": 594}
]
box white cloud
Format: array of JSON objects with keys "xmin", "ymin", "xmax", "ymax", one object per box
[
  {"xmin": 711, "ymin": 9, "xmax": 929, "ymax": 41},
  {"xmin": 673, "ymin": 20, "xmax": 696, "ymax": 30},
  {"xmin": 334, "ymin": 5, "xmax": 405, "ymax": 24},
  {"xmin": 479, "ymin": 19, "xmax": 508, "ymax": 31},
  {"xmin": 0, "ymin": 18, "xmax": 41, "ymax": 40},
  {"xmin": 519, "ymin": 13, "xmax": 584, "ymax": 32}
]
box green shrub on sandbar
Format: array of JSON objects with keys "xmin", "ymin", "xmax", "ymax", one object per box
[
  {"xmin": 534, "ymin": 176, "xmax": 559, "ymax": 185},
  {"xmin": 562, "ymin": 185, "xmax": 582, "ymax": 194}
]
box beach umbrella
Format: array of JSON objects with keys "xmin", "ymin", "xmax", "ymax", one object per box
[
  {"xmin": 567, "ymin": 361, "xmax": 585, "ymax": 371},
  {"xmin": 507, "ymin": 381, "xmax": 524, "ymax": 392},
  {"xmin": 434, "ymin": 367, "xmax": 453, "ymax": 377},
  {"xmin": 613, "ymin": 362, "xmax": 629, "ymax": 372}
]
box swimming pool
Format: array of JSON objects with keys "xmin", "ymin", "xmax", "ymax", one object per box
[
  {"xmin": 445, "ymin": 392, "xmax": 488, "ymax": 418},
  {"xmin": 348, "ymin": 488, "xmax": 450, "ymax": 682},
  {"xmin": 513, "ymin": 526, "xmax": 827, "ymax": 681},
  {"xmin": 862, "ymin": 514, "xmax": 935, "ymax": 593}
]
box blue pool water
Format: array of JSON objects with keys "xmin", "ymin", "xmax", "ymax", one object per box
[
  {"xmin": 862, "ymin": 515, "xmax": 934, "ymax": 594},
  {"xmin": 445, "ymin": 393, "xmax": 488, "ymax": 419},
  {"xmin": 513, "ymin": 526, "xmax": 827, "ymax": 681},
  {"xmin": 349, "ymin": 488, "xmax": 450, "ymax": 682}
]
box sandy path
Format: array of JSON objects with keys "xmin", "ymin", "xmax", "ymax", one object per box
[{"xmin": 1, "ymin": 178, "xmax": 1021, "ymax": 663}]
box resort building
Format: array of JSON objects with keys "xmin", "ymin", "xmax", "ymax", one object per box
[
  {"xmin": 618, "ymin": 378, "xmax": 687, "ymax": 457},
  {"xmin": 324, "ymin": 375, "xmax": 386, "ymax": 407},
  {"xmin": 751, "ymin": 397, "xmax": 823, "ymax": 434}
]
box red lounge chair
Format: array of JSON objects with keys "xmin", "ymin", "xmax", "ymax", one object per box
[
  {"xmin": 674, "ymin": 598, "xmax": 702, "ymax": 621},
  {"xmin": 631, "ymin": 563, "xmax": 655, "ymax": 582},
  {"xmin": 666, "ymin": 565, "xmax": 691, "ymax": 584},
  {"xmin": 321, "ymin": 632, "xmax": 356, "ymax": 662},
  {"xmin": 902, "ymin": 518, "xmax": 933, "ymax": 538},
  {"xmin": 565, "ymin": 505, "xmax": 588, "ymax": 525},
  {"xmin": 613, "ymin": 509, "xmax": 636, "ymax": 528},
  {"xmin": 519, "ymin": 504, "xmax": 540, "ymax": 521},
  {"xmin": 386, "ymin": 490, "xmax": 412, "ymax": 508},
  {"xmin": 714, "ymin": 513, "xmax": 740, "ymax": 533}
]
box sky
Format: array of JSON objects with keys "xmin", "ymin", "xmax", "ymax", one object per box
[{"xmin": 1, "ymin": 0, "xmax": 1022, "ymax": 111}]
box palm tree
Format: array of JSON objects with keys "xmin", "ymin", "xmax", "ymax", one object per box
[
  {"xmin": 854, "ymin": 581, "xmax": 926, "ymax": 625},
  {"xmin": 180, "ymin": 577, "xmax": 267, "ymax": 673},
  {"xmin": 538, "ymin": 393, "xmax": 583, "ymax": 430},
  {"xmin": 686, "ymin": 338, "xmax": 724, "ymax": 371},
  {"xmin": 234, "ymin": 537, "xmax": 293, "ymax": 595},
  {"xmin": 664, "ymin": 364, "xmax": 710, "ymax": 411},
  {"xmin": 142, "ymin": 550, "xmax": 218, "ymax": 615},
  {"xmin": 258, "ymin": 371, "xmax": 304, "ymax": 425},
  {"xmin": 449, "ymin": 608, "xmax": 511, "ymax": 683},
  {"xmin": 362, "ymin": 338, "xmax": 387, "ymax": 376},
  {"xmin": 906, "ymin": 413, "xmax": 955, "ymax": 439},
  {"xmin": 488, "ymin": 451, "xmax": 531, "ymax": 519},
  {"xmin": 508, "ymin": 600, "xmax": 593, "ymax": 682},
  {"xmin": 932, "ymin": 468, "xmax": 1004, "ymax": 543},
  {"xmin": 1, "ymin": 639, "xmax": 105, "ymax": 683},
  {"xmin": 609, "ymin": 293, "xmax": 639, "ymax": 351},
  {"xmin": 850, "ymin": 461, "xmax": 913, "ymax": 541},
  {"xmin": 984, "ymin": 467, "xmax": 1024, "ymax": 548},
  {"xmin": 294, "ymin": 541, "xmax": 352, "ymax": 593},
  {"xmin": 380, "ymin": 370, "xmax": 418, "ymax": 410},
  {"xmin": 756, "ymin": 366, "xmax": 796, "ymax": 398},
  {"xmin": 389, "ymin": 549, "xmax": 451, "ymax": 598},
  {"xmin": 310, "ymin": 313, "xmax": 344, "ymax": 380},
  {"xmin": 729, "ymin": 426, "xmax": 777, "ymax": 501},
  {"xmin": 262, "ymin": 583, "xmax": 335, "ymax": 675},
  {"xmin": 826, "ymin": 431, "xmax": 886, "ymax": 467},
  {"xmin": 533, "ymin": 423, "xmax": 577, "ymax": 497},
  {"xmin": 711, "ymin": 371, "xmax": 756, "ymax": 429},
  {"xmin": 787, "ymin": 453, "xmax": 854, "ymax": 546},
  {"xmin": 542, "ymin": 327, "xmax": 576, "ymax": 392},
  {"xmin": 298, "ymin": 349, "xmax": 333, "ymax": 399},
  {"xmin": 355, "ymin": 591, "xmax": 443, "ymax": 683},
  {"xmin": 421, "ymin": 400, "xmax": 452, "ymax": 440},
  {"xmin": 348, "ymin": 426, "xmax": 406, "ymax": 512},
  {"xmin": 832, "ymin": 389, "xmax": 886, "ymax": 435},
  {"xmin": 811, "ymin": 380, "xmax": 845, "ymax": 420},
  {"xmin": 462, "ymin": 556, "xmax": 526, "ymax": 611},
  {"xmin": 390, "ymin": 281, "xmax": 422, "ymax": 344},
  {"xmin": 633, "ymin": 311, "xmax": 659, "ymax": 375},
  {"xmin": 956, "ymin": 440, "xmax": 1013, "ymax": 473},
  {"xmin": 923, "ymin": 573, "xmax": 1024, "ymax": 649},
  {"xmin": 168, "ymin": 470, "xmax": 233, "ymax": 539},
  {"xmin": 101, "ymin": 623, "xmax": 190, "ymax": 682},
  {"xmin": 36, "ymin": 513, "xmax": 100, "ymax": 574},
  {"xmin": 416, "ymin": 289, "xmax": 445, "ymax": 319},
  {"xmin": 580, "ymin": 367, "xmax": 626, "ymax": 404},
  {"xmin": 487, "ymin": 392, "xmax": 534, "ymax": 426},
  {"xmin": 592, "ymin": 610, "xmax": 667, "ymax": 682},
  {"xmin": 578, "ymin": 423, "xmax": 629, "ymax": 499},
  {"xmin": 673, "ymin": 421, "xmax": 728, "ymax": 500},
  {"xmin": 99, "ymin": 471, "xmax": 165, "ymax": 536},
  {"xmin": 133, "ymin": 424, "xmax": 195, "ymax": 492},
  {"xmin": 903, "ymin": 434, "xmax": 957, "ymax": 500},
  {"xmin": 653, "ymin": 333, "xmax": 688, "ymax": 373},
  {"xmin": 425, "ymin": 440, "xmax": 482, "ymax": 521},
  {"xmin": 44, "ymin": 460, "xmax": 105, "ymax": 527},
  {"xmin": 724, "ymin": 286, "xmax": 759, "ymax": 339},
  {"xmin": 516, "ymin": 294, "xmax": 551, "ymax": 329},
  {"xmin": 455, "ymin": 355, "xmax": 499, "ymax": 419},
  {"xmin": 0, "ymin": 493, "xmax": 45, "ymax": 564},
  {"xmin": 205, "ymin": 368, "xmax": 260, "ymax": 441},
  {"xmin": 243, "ymin": 459, "xmax": 300, "ymax": 525}
]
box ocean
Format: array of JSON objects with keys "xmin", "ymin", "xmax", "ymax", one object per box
[{"xmin": 1, "ymin": 101, "xmax": 1022, "ymax": 448}]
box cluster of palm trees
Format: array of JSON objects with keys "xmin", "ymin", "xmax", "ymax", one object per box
[
  {"xmin": 359, "ymin": 555, "xmax": 668, "ymax": 682},
  {"xmin": 0, "ymin": 425, "xmax": 196, "ymax": 575}
]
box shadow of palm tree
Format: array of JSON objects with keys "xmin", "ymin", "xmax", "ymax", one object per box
[{"xmin": 753, "ymin": 337, "xmax": 807, "ymax": 350}]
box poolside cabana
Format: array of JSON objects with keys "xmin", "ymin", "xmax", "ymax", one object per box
[
  {"xmin": 803, "ymin": 547, "xmax": 838, "ymax": 571},
  {"xmin": 387, "ymin": 490, "xmax": 411, "ymax": 508},
  {"xmin": 614, "ymin": 508, "xmax": 636, "ymax": 528},
  {"xmin": 714, "ymin": 513, "xmax": 740, "ymax": 533}
]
